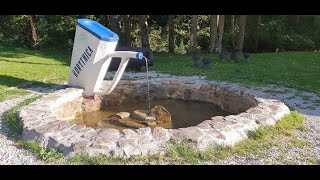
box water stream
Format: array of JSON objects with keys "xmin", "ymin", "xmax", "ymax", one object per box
[{"xmin": 143, "ymin": 56, "xmax": 151, "ymax": 112}]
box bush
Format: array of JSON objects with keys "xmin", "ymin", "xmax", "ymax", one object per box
[
  {"xmin": 37, "ymin": 15, "xmax": 78, "ymax": 51},
  {"xmin": 282, "ymin": 34, "xmax": 315, "ymax": 51},
  {"xmin": 149, "ymin": 27, "xmax": 168, "ymax": 52},
  {"xmin": 198, "ymin": 26, "xmax": 210, "ymax": 52},
  {"xmin": 175, "ymin": 40, "xmax": 187, "ymax": 54}
]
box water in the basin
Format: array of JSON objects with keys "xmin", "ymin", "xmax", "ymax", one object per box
[{"xmin": 71, "ymin": 99, "xmax": 232, "ymax": 130}]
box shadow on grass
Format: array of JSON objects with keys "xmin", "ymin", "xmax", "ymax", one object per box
[
  {"xmin": 0, "ymin": 58, "xmax": 63, "ymax": 66},
  {"xmin": 0, "ymin": 45, "xmax": 71, "ymax": 66},
  {"xmin": 0, "ymin": 75, "xmax": 67, "ymax": 93}
]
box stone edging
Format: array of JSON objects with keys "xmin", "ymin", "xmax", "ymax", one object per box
[{"xmin": 18, "ymin": 79, "xmax": 290, "ymax": 158}]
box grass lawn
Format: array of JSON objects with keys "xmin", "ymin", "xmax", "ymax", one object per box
[
  {"xmin": 0, "ymin": 45, "xmax": 71, "ymax": 101},
  {"xmin": 153, "ymin": 52, "xmax": 320, "ymax": 94},
  {"xmin": 0, "ymin": 45, "xmax": 319, "ymax": 102}
]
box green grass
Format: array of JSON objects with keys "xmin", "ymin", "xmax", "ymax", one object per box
[
  {"xmin": 1, "ymin": 46, "xmax": 320, "ymax": 102},
  {"xmin": 0, "ymin": 45, "xmax": 70, "ymax": 101},
  {"xmin": 247, "ymin": 128, "xmax": 267, "ymax": 140},
  {"xmin": 152, "ymin": 51, "xmax": 320, "ymax": 94},
  {"xmin": 68, "ymin": 154, "xmax": 126, "ymax": 165},
  {"xmin": 3, "ymin": 95, "xmax": 42, "ymax": 139},
  {"xmin": 167, "ymin": 140, "xmax": 204, "ymax": 164},
  {"xmin": 290, "ymin": 139, "xmax": 311, "ymax": 148},
  {"xmin": 165, "ymin": 111, "xmax": 305, "ymax": 164},
  {"xmin": 17, "ymin": 140, "xmax": 64, "ymax": 162},
  {"xmin": 275, "ymin": 111, "xmax": 305, "ymax": 132}
]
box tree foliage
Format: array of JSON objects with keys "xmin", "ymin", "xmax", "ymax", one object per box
[{"xmin": 0, "ymin": 15, "xmax": 319, "ymax": 53}]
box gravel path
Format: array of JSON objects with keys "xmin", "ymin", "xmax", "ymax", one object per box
[
  {"xmin": 212, "ymin": 114, "xmax": 320, "ymax": 165},
  {"xmin": 0, "ymin": 85, "xmax": 66, "ymax": 165},
  {"xmin": 0, "ymin": 93, "xmax": 47, "ymax": 165},
  {"xmin": 0, "ymin": 72, "xmax": 319, "ymax": 165}
]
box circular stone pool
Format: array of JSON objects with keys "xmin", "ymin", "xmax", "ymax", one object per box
[{"xmin": 19, "ymin": 78, "xmax": 290, "ymax": 158}]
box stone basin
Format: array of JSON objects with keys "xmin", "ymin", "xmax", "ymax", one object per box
[{"xmin": 18, "ymin": 78, "xmax": 290, "ymax": 158}]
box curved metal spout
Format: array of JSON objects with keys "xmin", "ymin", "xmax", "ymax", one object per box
[{"xmin": 94, "ymin": 51, "xmax": 143, "ymax": 95}]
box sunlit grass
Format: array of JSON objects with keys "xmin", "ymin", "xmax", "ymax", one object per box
[{"xmin": 152, "ymin": 51, "xmax": 320, "ymax": 94}]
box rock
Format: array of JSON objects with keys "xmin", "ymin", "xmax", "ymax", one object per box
[
  {"xmin": 145, "ymin": 116, "xmax": 156, "ymax": 121},
  {"xmin": 131, "ymin": 110, "xmax": 149, "ymax": 121},
  {"xmin": 97, "ymin": 120, "xmax": 106, "ymax": 127},
  {"xmin": 141, "ymin": 116, "xmax": 157, "ymax": 127},
  {"xmin": 230, "ymin": 48, "xmax": 241, "ymax": 62},
  {"xmin": 202, "ymin": 57, "xmax": 212, "ymax": 69},
  {"xmin": 82, "ymin": 95, "xmax": 103, "ymax": 113},
  {"xmin": 146, "ymin": 121, "xmax": 157, "ymax": 126},
  {"xmin": 140, "ymin": 66, "xmax": 147, "ymax": 72},
  {"xmin": 97, "ymin": 115, "xmax": 123, "ymax": 127},
  {"xmin": 219, "ymin": 50, "xmax": 227, "ymax": 62},
  {"xmin": 117, "ymin": 119, "xmax": 147, "ymax": 129},
  {"xmin": 106, "ymin": 116, "xmax": 147, "ymax": 129},
  {"xmin": 243, "ymin": 53, "xmax": 251, "ymax": 62},
  {"xmin": 107, "ymin": 115, "xmax": 122, "ymax": 121},
  {"xmin": 152, "ymin": 127, "xmax": 170, "ymax": 141},
  {"xmin": 107, "ymin": 118, "xmax": 146, "ymax": 128},
  {"xmin": 141, "ymin": 120, "xmax": 157, "ymax": 127},
  {"xmin": 116, "ymin": 112, "xmax": 130, "ymax": 119},
  {"xmin": 149, "ymin": 105, "xmax": 172, "ymax": 124}
]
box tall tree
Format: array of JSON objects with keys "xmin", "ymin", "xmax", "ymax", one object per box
[
  {"xmin": 290, "ymin": 15, "xmax": 300, "ymax": 25},
  {"xmin": 235, "ymin": 15, "xmax": 247, "ymax": 52},
  {"xmin": 139, "ymin": 15, "xmax": 150, "ymax": 48},
  {"xmin": 231, "ymin": 15, "xmax": 236, "ymax": 47},
  {"xmin": 188, "ymin": 15, "xmax": 198, "ymax": 54},
  {"xmin": 252, "ymin": 15, "xmax": 261, "ymax": 52},
  {"xmin": 217, "ymin": 15, "xmax": 225, "ymax": 53},
  {"xmin": 123, "ymin": 15, "xmax": 131, "ymax": 46},
  {"xmin": 28, "ymin": 15, "xmax": 38, "ymax": 46},
  {"xmin": 104, "ymin": 15, "xmax": 110, "ymax": 27},
  {"xmin": 109, "ymin": 15, "xmax": 122, "ymax": 45},
  {"xmin": 168, "ymin": 15, "xmax": 175, "ymax": 53},
  {"xmin": 209, "ymin": 15, "xmax": 218, "ymax": 53}
]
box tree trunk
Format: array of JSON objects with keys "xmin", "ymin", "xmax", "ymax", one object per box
[
  {"xmin": 253, "ymin": 15, "xmax": 261, "ymax": 52},
  {"xmin": 168, "ymin": 15, "xmax": 175, "ymax": 53},
  {"xmin": 231, "ymin": 15, "xmax": 236, "ymax": 48},
  {"xmin": 217, "ymin": 15, "xmax": 225, "ymax": 53},
  {"xmin": 209, "ymin": 15, "xmax": 218, "ymax": 53},
  {"xmin": 139, "ymin": 15, "xmax": 150, "ymax": 48},
  {"xmin": 104, "ymin": 15, "xmax": 110, "ymax": 27},
  {"xmin": 235, "ymin": 15, "xmax": 247, "ymax": 52},
  {"xmin": 291, "ymin": 15, "xmax": 300, "ymax": 25},
  {"xmin": 123, "ymin": 15, "xmax": 131, "ymax": 46},
  {"xmin": 28, "ymin": 15, "xmax": 38, "ymax": 46},
  {"xmin": 109, "ymin": 15, "xmax": 122, "ymax": 45},
  {"xmin": 188, "ymin": 15, "xmax": 198, "ymax": 54}
]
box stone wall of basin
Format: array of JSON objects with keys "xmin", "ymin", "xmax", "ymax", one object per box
[
  {"xmin": 103, "ymin": 79, "xmax": 258, "ymax": 115},
  {"xmin": 18, "ymin": 79, "xmax": 290, "ymax": 158}
]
